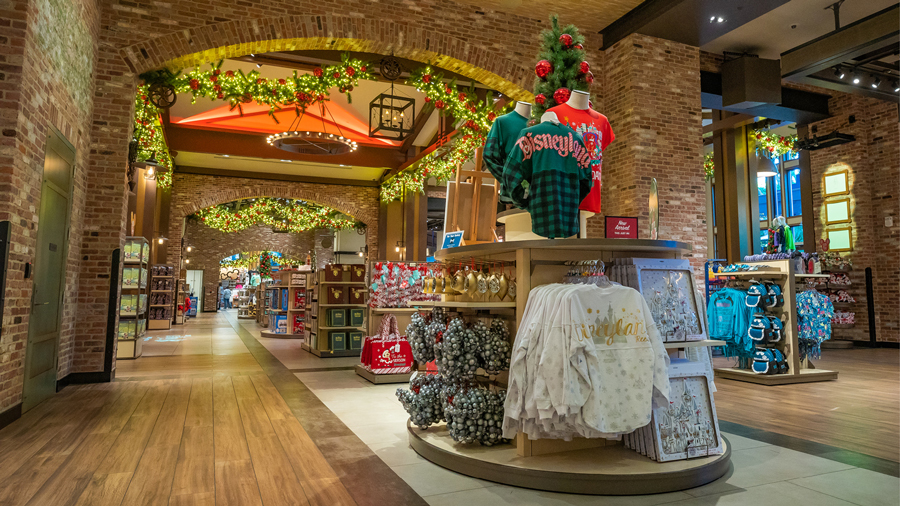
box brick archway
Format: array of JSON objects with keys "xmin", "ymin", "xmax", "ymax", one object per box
[
  {"xmin": 168, "ymin": 173, "xmax": 378, "ymax": 275},
  {"xmin": 122, "ymin": 15, "xmax": 534, "ymax": 102}
]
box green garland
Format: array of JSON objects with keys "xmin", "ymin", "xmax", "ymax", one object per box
[
  {"xmin": 219, "ymin": 251, "xmax": 305, "ymax": 270},
  {"xmin": 704, "ymin": 152, "xmax": 714, "ymax": 181},
  {"xmin": 195, "ymin": 198, "xmax": 359, "ymax": 233},
  {"xmin": 752, "ymin": 129, "xmax": 798, "ymax": 159},
  {"xmin": 134, "ymin": 54, "xmax": 372, "ymax": 189},
  {"xmin": 380, "ymin": 67, "xmax": 503, "ymax": 202}
]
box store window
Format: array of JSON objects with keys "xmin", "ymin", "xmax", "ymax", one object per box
[
  {"xmin": 757, "ymin": 177, "xmax": 768, "ymax": 221},
  {"xmin": 785, "ymin": 168, "xmax": 802, "ymax": 217}
]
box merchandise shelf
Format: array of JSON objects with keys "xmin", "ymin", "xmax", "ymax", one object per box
[
  {"xmin": 407, "ymin": 300, "xmax": 516, "ymax": 309},
  {"xmin": 664, "ymin": 339, "xmax": 725, "ymax": 349}
]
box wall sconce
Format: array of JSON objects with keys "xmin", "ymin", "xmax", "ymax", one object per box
[
  {"xmin": 395, "ymin": 241, "xmax": 404, "ymax": 253},
  {"xmin": 157, "ymin": 237, "xmax": 167, "ymax": 245},
  {"xmin": 186, "ymin": 246, "xmax": 193, "ymax": 253},
  {"xmin": 185, "ymin": 259, "xmax": 190, "ymax": 264}
]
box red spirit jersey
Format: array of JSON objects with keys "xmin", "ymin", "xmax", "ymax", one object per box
[{"xmin": 547, "ymin": 104, "xmax": 615, "ymax": 214}]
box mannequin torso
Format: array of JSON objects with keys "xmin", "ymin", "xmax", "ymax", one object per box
[
  {"xmin": 514, "ymin": 101, "xmax": 533, "ymax": 118},
  {"xmin": 565, "ymin": 90, "xmax": 590, "ymax": 110}
]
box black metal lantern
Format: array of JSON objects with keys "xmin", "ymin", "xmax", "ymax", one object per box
[{"xmin": 369, "ymin": 92, "xmax": 414, "ymax": 140}]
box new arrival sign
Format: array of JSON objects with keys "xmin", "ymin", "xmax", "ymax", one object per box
[{"xmin": 605, "ymin": 216, "xmax": 639, "ymax": 239}]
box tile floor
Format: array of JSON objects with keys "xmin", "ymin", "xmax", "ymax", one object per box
[{"xmin": 135, "ymin": 311, "xmax": 900, "ymax": 506}]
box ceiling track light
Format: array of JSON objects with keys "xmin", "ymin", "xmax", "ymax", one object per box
[
  {"xmin": 871, "ymin": 76, "xmax": 882, "ymax": 89},
  {"xmin": 852, "ymin": 71, "xmax": 861, "ymax": 85},
  {"xmin": 893, "ymin": 80, "xmax": 900, "ymax": 93},
  {"xmin": 833, "ymin": 66, "xmax": 844, "ymax": 79}
]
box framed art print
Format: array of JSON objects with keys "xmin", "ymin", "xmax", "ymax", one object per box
[
  {"xmin": 823, "ymin": 170, "xmax": 850, "ymax": 198},
  {"xmin": 826, "ymin": 227, "xmax": 853, "ymax": 252},
  {"xmin": 825, "ymin": 198, "xmax": 851, "ymax": 224},
  {"xmin": 650, "ymin": 371, "xmax": 723, "ymax": 462}
]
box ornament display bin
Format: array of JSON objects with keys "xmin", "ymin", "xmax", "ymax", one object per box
[{"xmin": 405, "ymin": 239, "xmax": 732, "ymax": 495}]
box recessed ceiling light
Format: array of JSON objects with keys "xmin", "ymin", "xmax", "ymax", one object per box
[{"xmin": 281, "ymin": 159, "xmax": 291, "ymax": 162}]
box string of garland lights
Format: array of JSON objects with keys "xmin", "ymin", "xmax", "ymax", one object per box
[
  {"xmin": 133, "ymin": 54, "xmax": 372, "ymax": 189},
  {"xmin": 219, "ymin": 252, "xmax": 304, "ymax": 270},
  {"xmin": 194, "ymin": 198, "xmax": 360, "ymax": 233},
  {"xmin": 380, "ymin": 67, "xmax": 504, "ymax": 202},
  {"xmin": 703, "ymin": 130, "xmax": 799, "ymax": 181}
]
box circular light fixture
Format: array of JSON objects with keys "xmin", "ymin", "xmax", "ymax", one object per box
[{"xmin": 266, "ymin": 103, "xmax": 358, "ymax": 156}]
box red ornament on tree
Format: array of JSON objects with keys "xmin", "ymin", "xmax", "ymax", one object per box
[
  {"xmin": 535, "ymin": 60, "xmax": 553, "ymax": 79},
  {"xmin": 553, "ymin": 87, "xmax": 571, "ymax": 104},
  {"xmin": 585, "ymin": 71, "xmax": 594, "ymax": 84},
  {"xmin": 435, "ymin": 100, "xmax": 445, "ymax": 109},
  {"xmin": 559, "ymin": 33, "xmax": 574, "ymax": 47},
  {"xmin": 189, "ymin": 79, "xmax": 200, "ymax": 90},
  {"xmin": 535, "ymin": 93, "xmax": 546, "ymax": 105},
  {"xmin": 574, "ymin": 44, "xmax": 584, "ymax": 51},
  {"xmin": 313, "ymin": 67, "xmax": 323, "ymax": 78},
  {"xmin": 579, "ymin": 61, "xmax": 590, "ymax": 74}
]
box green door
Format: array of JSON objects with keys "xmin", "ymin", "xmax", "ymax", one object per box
[{"xmin": 23, "ymin": 130, "xmax": 74, "ymax": 412}]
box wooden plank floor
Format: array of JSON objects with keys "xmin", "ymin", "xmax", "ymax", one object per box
[
  {"xmin": 0, "ymin": 311, "xmax": 358, "ymax": 506},
  {"xmin": 714, "ymin": 347, "xmax": 900, "ymax": 462},
  {"xmin": 0, "ymin": 374, "xmax": 356, "ymax": 506}
]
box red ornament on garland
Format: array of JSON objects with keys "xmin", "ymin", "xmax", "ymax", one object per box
[
  {"xmin": 333, "ymin": 72, "xmax": 340, "ymax": 79},
  {"xmin": 346, "ymin": 67, "xmax": 355, "ymax": 77},
  {"xmin": 278, "ymin": 78, "xmax": 286, "ymax": 85},
  {"xmin": 559, "ymin": 33, "xmax": 574, "ymax": 48},
  {"xmin": 488, "ymin": 112, "xmax": 496, "ymax": 121},
  {"xmin": 458, "ymin": 92, "xmax": 467, "ymax": 102},
  {"xmin": 225, "ymin": 70, "xmax": 234, "ymax": 78},
  {"xmin": 256, "ymin": 78, "xmax": 265, "ymax": 84},
  {"xmin": 423, "ymin": 74, "xmax": 432, "ymax": 84},
  {"xmin": 360, "ymin": 65, "xmax": 367, "ymax": 72},
  {"xmin": 535, "ymin": 60, "xmax": 553, "ymax": 79},
  {"xmin": 535, "ymin": 93, "xmax": 546, "ymax": 105},
  {"xmin": 585, "ymin": 71, "xmax": 594, "ymax": 84},
  {"xmin": 424, "ymin": 96, "xmax": 431, "ymax": 103},
  {"xmin": 209, "ymin": 75, "xmax": 218, "ymax": 82},
  {"xmin": 295, "ymin": 91, "xmax": 310, "ymax": 102},
  {"xmin": 435, "ymin": 100, "xmax": 445, "ymax": 109},
  {"xmin": 214, "ymin": 68, "xmax": 221, "ymax": 75},
  {"xmin": 189, "ymin": 79, "xmax": 200, "ymax": 90},
  {"xmin": 553, "ymin": 87, "xmax": 571, "ymax": 104},
  {"xmin": 579, "ymin": 61, "xmax": 590, "ymax": 74},
  {"xmin": 313, "ymin": 67, "xmax": 323, "ymax": 78}
]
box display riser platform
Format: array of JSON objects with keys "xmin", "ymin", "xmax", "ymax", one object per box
[
  {"xmin": 148, "ymin": 320, "xmax": 170, "ymax": 330},
  {"xmin": 408, "ymin": 421, "xmax": 731, "ymax": 495},
  {"xmin": 260, "ymin": 330, "xmax": 303, "ymax": 339},
  {"xmin": 237, "ymin": 315, "xmax": 256, "ymax": 320},
  {"xmin": 355, "ymin": 364, "xmax": 412, "ymax": 384},
  {"xmin": 715, "ymin": 367, "xmax": 838, "ymax": 385},
  {"xmin": 300, "ymin": 342, "xmax": 360, "ymax": 358}
]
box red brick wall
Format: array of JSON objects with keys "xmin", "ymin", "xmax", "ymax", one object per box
[
  {"xmin": 596, "ymin": 34, "xmax": 707, "ymax": 276},
  {"xmin": 183, "ymin": 220, "xmax": 316, "ymax": 311},
  {"xmin": 808, "ymin": 96, "xmax": 899, "ymax": 343},
  {"xmin": 0, "ymin": 0, "xmax": 99, "ymax": 411},
  {"xmin": 167, "ymin": 173, "xmax": 380, "ymax": 281}
]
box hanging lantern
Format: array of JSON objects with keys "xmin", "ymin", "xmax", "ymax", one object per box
[{"xmin": 369, "ymin": 91, "xmax": 415, "ymax": 140}]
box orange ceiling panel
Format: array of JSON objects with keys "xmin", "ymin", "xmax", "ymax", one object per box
[{"xmin": 171, "ymin": 102, "xmax": 400, "ymax": 147}]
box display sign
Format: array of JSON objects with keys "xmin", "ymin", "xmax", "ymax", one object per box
[
  {"xmin": 189, "ymin": 297, "xmax": 198, "ymax": 316},
  {"xmin": 441, "ymin": 231, "xmax": 465, "ymax": 249},
  {"xmin": 649, "ymin": 178, "xmax": 660, "ymax": 240},
  {"xmin": 605, "ymin": 216, "xmax": 639, "ymax": 239}
]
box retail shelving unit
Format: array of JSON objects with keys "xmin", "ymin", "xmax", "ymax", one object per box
[
  {"xmin": 117, "ymin": 237, "xmax": 149, "ymax": 359},
  {"xmin": 236, "ymin": 288, "xmax": 254, "ymax": 319},
  {"xmin": 148, "ymin": 264, "xmax": 174, "ymax": 330},
  {"xmin": 260, "ymin": 270, "xmax": 308, "ymax": 339},
  {"xmin": 403, "ymin": 238, "xmax": 731, "ymax": 495},
  {"xmin": 256, "ymin": 282, "xmax": 268, "ymax": 327},
  {"xmin": 712, "ymin": 259, "xmax": 839, "ymax": 385},
  {"xmin": 174, "ymin": 278, "xmax": 187, "ymax": 325},
  {"xmin": 302, "ymin": 265, "xmax": 367, "ymax": 357}
]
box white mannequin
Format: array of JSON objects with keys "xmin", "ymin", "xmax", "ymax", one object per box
[
  {"xmin": 514, "ymin": 101, "xmax": 532, "ymax": 118},
  {"xmin": 566, "ymin": 90, "xmax": 591, "ymax": 110},
  {"xmin": 540, "ymin": 111, "xmax": 559, "ymax": 124}
]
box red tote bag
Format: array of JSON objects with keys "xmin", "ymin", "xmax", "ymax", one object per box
[{"xmin": 367, "ymin": 314, "xmax": 414, "ymax": 375}]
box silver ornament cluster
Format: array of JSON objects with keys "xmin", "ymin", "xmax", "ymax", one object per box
[
  {"xmin": 444, "ymin": 385, "xmax": 507, "ymax": 446},
  {"xmin": 396, "ymin": 373, "xmax": 445, "ymax": 429},
  {"xmin": 434, "ymin": 317, "xmax": 480, "ymax": 379},
  {"xmin": 406, "ymin": 311, "xmax": 435, "ymax": 363},
  {"xmin": 481, "ymin": 319, "xmax": 512, "ymax": 374}
]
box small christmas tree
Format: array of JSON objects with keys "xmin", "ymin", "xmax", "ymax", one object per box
[
  {"xmin": 259, "ymin": 250, "xmax": 273, "ymax": 279},
  {"xmin": 532, "ymin": 15, "xmax": 593, "ymax": 117}
]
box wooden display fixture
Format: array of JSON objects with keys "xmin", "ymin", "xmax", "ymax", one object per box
[
  {"xmin": 148, "ymin": 264, "xmax": 174, "ymax": 330},
  {"xmin": 117, "ymin": 236, "xmax": 150, "ymax": 359},
  {"xmin": 355, "ymin": 364, "xmax": 412, "ymax": 384},
  {"xmin": 260, "ymin": 270, "xmax": 309, "ymax": 339},
  {"xmin": 401, "ymin": 238, "xmax": 731, "ymax": 492},
  {"xmin": 304, "ymin": 267, "xmax": 367, "ymax": 357},
  {"xmin": 713, "ymin": 259, "xmax": 839, "ymax": 385},
  {"xmin": 445, "ymin": 147, "xmax": 500, "ymax": 245}
]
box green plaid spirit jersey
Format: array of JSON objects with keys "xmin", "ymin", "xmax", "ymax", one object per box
[
  {"xmin": 502, "ymin": 121, "xmax": 593, "ymax": 239},
  {"xmin": 483, "ymin": 111, "xmax": 529, "ymax": 202}
]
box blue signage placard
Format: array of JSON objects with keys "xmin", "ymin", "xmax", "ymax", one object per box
[{"xmin": 442, "ymin": 231, "xmax": 465, "ymax": 249}]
